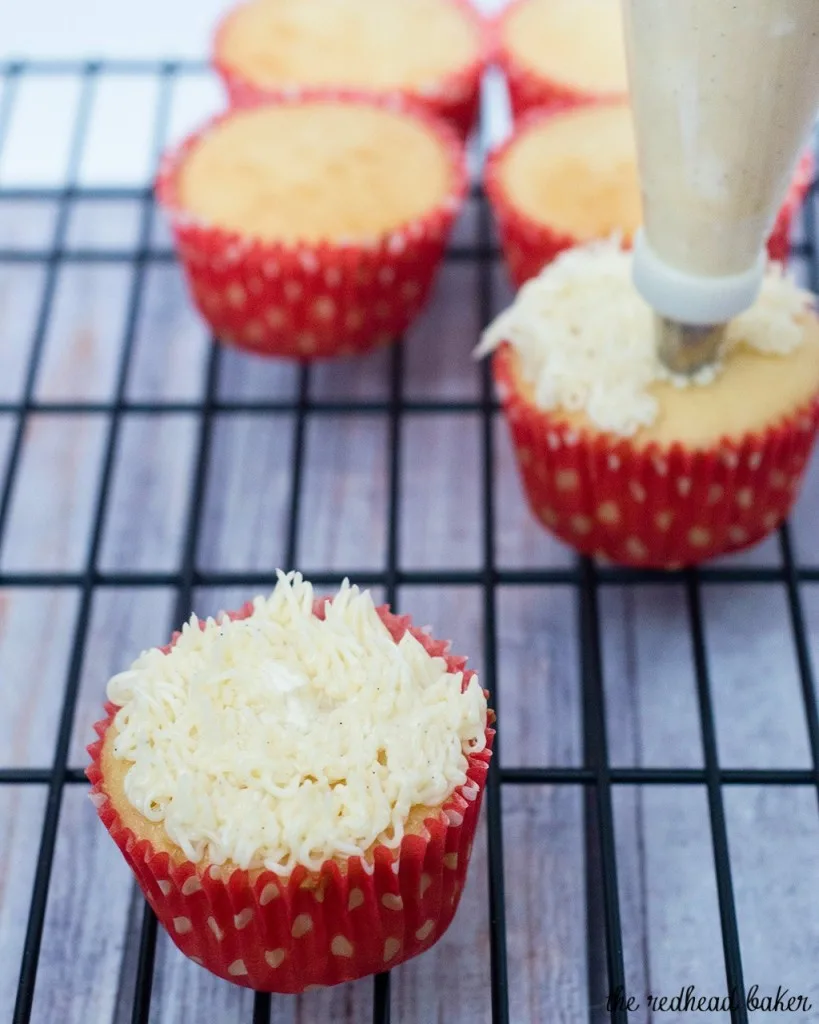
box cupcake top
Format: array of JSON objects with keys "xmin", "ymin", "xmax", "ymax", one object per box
[
  {"xmin": 105, "ymin": 572, "xmax": 487, "ymax": 875},
  {"xmin": 216, "ymin": 0, "xmax": 483, "ymax": 92},
  {"xmin": 501, "ymin": 0, "xmax": 628, "ymax": 96},
  {"xmin": 175, "ymin": 102, "xmax": 457, "ymax": 245},
  {"xmin": 478, "ymin": 242, "xmax": 819, "ymax": 447},
  {"xmin": 495, "ymin": 103, "xmax": 640, "ymax": 242}
]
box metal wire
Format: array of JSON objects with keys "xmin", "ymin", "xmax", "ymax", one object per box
[{"xmin": 1, "ymin": 61, "xmax": 818, "ymax": 1024}]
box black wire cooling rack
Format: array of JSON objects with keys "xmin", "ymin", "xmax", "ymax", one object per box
[{"xmin": 2, "ymin": 59, "xmax": 819, "ymax": 1024}]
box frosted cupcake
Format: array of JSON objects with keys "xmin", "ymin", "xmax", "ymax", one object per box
[
  {"xmin": 156, "ymin": 96, "xmax": 466, "ymax": 359},
  {"xmin": 87, "ymin": 573, "xmax": 492, "ymax": 992},
  {"xmin": 485, "ymin": 102, "xmax": 814, "ymax": 288},
  {"xmin": 477, "ymin": 242, "xmax": 819, "ymax": 568},
  {"xmin": 496, "ymin": 0, "xmax": 628, "ymax": 119},
  {"xmin": 213, "ymin": 0, "xmax": 487, "ymax": 136}
]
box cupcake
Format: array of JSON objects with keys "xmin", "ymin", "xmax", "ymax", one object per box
[
  {"xmin": 495, "ymin": 0, "xmax": 628, "ymax": 119},
  {"xmin": 87, "ymin": 573, "xmax": 493, "ymax": 992},
  {"xmin": 485, "ymin": 102, "xmax": 814, "ymax": 289},
  {"xmin": 477, "ymin": 242, "xmax": 819, "ymax": 569},
  {"xmin": 213, "ymin": 0, "xmax": 487, "ymax": 136},
  {"xmin": 155, "ymin": 96, "xmax": 466, "ymax": 359}
]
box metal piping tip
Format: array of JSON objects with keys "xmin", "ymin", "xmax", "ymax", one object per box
[{"xmin": 655, "ymin": 316, "xmax": 726, "ymax": 377}]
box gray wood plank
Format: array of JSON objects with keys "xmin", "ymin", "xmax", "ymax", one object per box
[
  {"xmin": 0, "ymin": 587, "xmax": 79, "ymax": 767},
  {"xmin": 99, "ymin": 413, "xmax": 197, "ymax": 572},
  {"xmin": 602, "ymin": 588, "xmax": 734, "ymax": 1024},
  {"xmin": 126, "ymin": 264, "xmax": 211, "ymax": 403},
  {"xmin": 601, "ymin": 586, "xmax": 703, "ymax": 770},
  {"xmin": 449, "ymin": 198, "xmax": 479, "ymax": 251},
  {"xmin": 0, "ymin": 263, "xmax": 46, "ymax": 402},
  {"xmin": 35, "ymin": 263, "xmax": 131, "ymax": 401},
  {"xmin": 149, "ymin": 929, "xmax": 254, "ymax": 1024},
  {"xmin": 503, "ymin": 785, "xmax": 587, "ymax": 1024},
  {"xmin": 400, "ymin": 414, "xmax": 482, "ymax": 570},
  {"xmin": 216, "ymin": 344, "xmax": 298, "ymax": 403},
  {"xmin": 65, "ymin": 199, "xmax": 141, "ymax": 253},
  {"xmin": 196, "ymin": 413, "xmax": 293, "ymax": 573},
  {"xmin": 724, "ymin": 786, "xmax": 819, "ymax": 1020},
  {"xmin": 68, "ymin": 586, "xmax": 175, "ymax": 769},
  {"xmin": 267, "ymin": 978, "xmax": 371, "ymax": 1024},
  {"xmin": 309, "ymin": 346, "xmax": 390, "ymax": 402},
  {"xmin": 496, "ymin": 586, "xmax": 581, "ymax": 768},
  {"xmin": 1, "ymin": 413, "xmax": 107, "ymax": 571},
  {"xmin": 297, "ymin": 414, "xmax": 389, "ymax": 572},
  {"xmin": 0, "ymin": 199, "xmax": 57, "ymax": 250},
  {"xmin": 613, "ymin": 785, "xmax": 731, "ymax": 1024},
  {"xmin": 404, "ymin": 264, "xmax": 482, "ymax": 401},
  {"xmin": 30, "ymin": 787, "xmax": 135, "ymax": 1024},
  {"xmin": 0, "ymin": 786, "xmax": 47, "ymax": 1023},
  {"xmin": 703, "ymin": 584, "xmax": 812, "ymax": 769}
]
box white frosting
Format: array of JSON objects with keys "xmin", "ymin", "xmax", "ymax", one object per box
[
  {"xmin": 476, "ymin": 241, "xmax": 814, "ymax": 438},
  {"xmin": 106, "ymin": 572, "xmax": 487, "ymax": 875}
]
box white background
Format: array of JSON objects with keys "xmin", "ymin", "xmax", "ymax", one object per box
[{"xmin": 0, "ymin": 0, "xmax": 509, "ymax": 187}]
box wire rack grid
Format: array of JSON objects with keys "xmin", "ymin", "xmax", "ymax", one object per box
[{"xmin": 1, "ymin": 59, "xmax": 819, "ymax": 1024}]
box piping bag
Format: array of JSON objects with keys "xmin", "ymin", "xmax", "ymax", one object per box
[{"xmin": 622, "ymin": 0, "xmax": 819, "ymax": 376}]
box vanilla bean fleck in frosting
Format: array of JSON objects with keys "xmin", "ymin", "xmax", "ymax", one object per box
[
  {"xmin": 106, "ymin": 572, "xmax": 487, "ymax": 875},
  {"xmin": 476, "ymin": 241, "xmax": 814, "ymax": 438}
]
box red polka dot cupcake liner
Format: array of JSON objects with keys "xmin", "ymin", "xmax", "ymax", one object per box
[
  {"xmin": 492, "ymin": 0, "xmax": 626, "ymax": 121},
  {"xmin": 155, "ymin": 94, "xmax": 467, "ymax": 360},
  {"xmin": 494, "ymin": 343, "xmax": 819, "ymax": 569},
  {"xmin": 212, "ymin": 0, "xmax": 489, "ymax": 138},
  {"xmin": 86, "ymin": 603, "xmax": 494, "ymax": 993},
  {"xmin": 486, "ymin": 111, "xmax": 815, "ymax": 290}
]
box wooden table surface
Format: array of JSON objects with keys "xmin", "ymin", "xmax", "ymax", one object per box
[{"xmin": 1, "ymin": 65, "xmax": 819, "ymax": 1024}]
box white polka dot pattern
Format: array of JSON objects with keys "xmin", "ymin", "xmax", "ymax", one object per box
[
  {"xmin": 331, "ymin": 935, "xmax": 354, "ymax": 958},
  {"xmin": 260, "ymin": 883, "xmax": 279, "ymax": 905},
  {"xmin": 265, "ymin": 949, "xmax": 286, "ymax": 969},
  {"xmin": 383, "ymin": 938, "xmax": 401, "ymax": 962},
  {"xmin": 292, "ymin": 914, "xmax": 313, "ymax": 938},
  {"xmin": 181, "ymin": 876, "xmax": 202, "ymax": 896},
  {"xmin": 233, "ymin": 909, "xmax": 253, "ymax": 930}
]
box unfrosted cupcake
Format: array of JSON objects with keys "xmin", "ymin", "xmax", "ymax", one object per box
[
  {"xmin": 496, "ymin": 0, "xmax": 628, "ymax": 119},
  {"xmin": 87, "ymin": 573, "xmax": 492, "ymax": 992},
  {"xmin": 486, "ymin": 102, "xmax": 814, "ymax": 288},
  {"xmin": 156, "ymin": 96, "xmax": 466, "ymax": 359},
  {"xmin": 477, "ymin": 242, "xmax": 819, "ymax": 569},
  {"xmin": 214, "ymin": 0, "xmax": 487, "ymax": 136}
]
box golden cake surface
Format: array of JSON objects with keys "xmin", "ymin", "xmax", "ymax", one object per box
[
  {"xmin": 503, "ymin": 0, "xmax": 629, "ymax": 94},
  {"xmin": 498, "ymin": 103, "xmax": 641, "ymax": 241},
  {"xmin": 218, "ymin": 0, "xmax": 482, "ymax": 90},
  {"xmin": 177, "ymin": 103, "xmax": 454, "ymax": 244}
]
